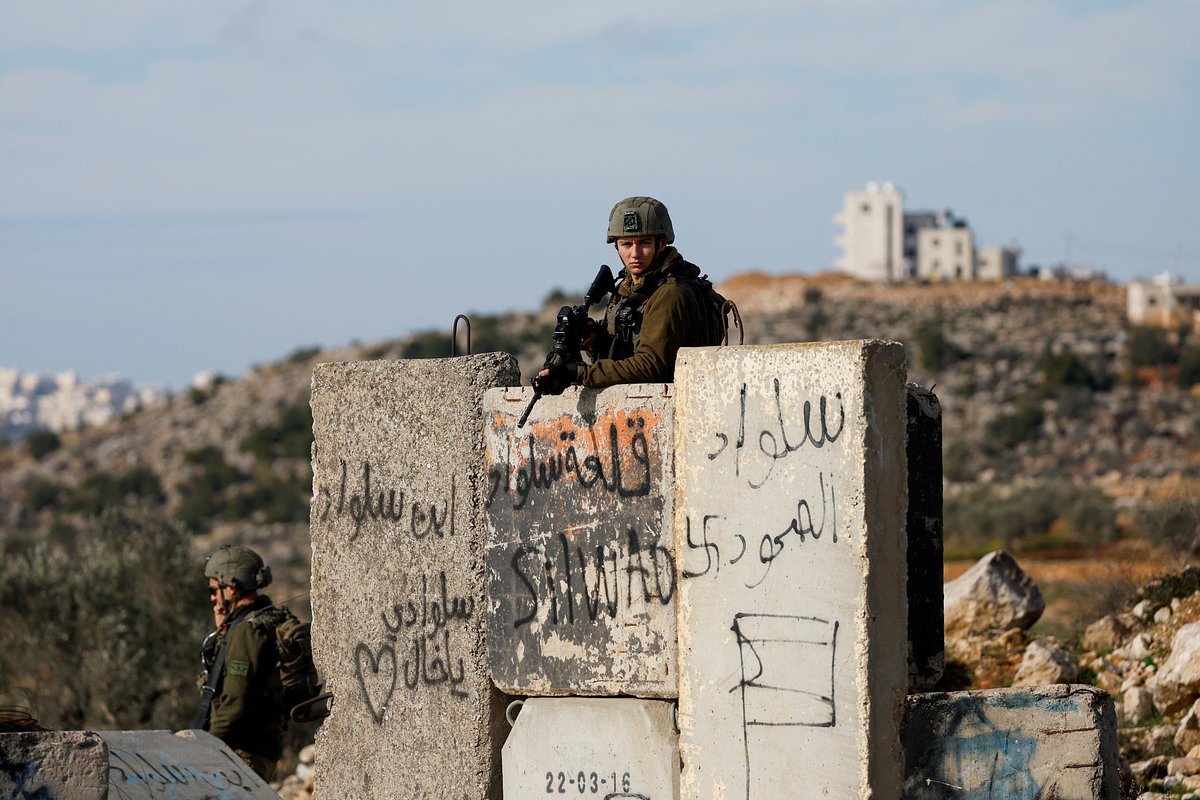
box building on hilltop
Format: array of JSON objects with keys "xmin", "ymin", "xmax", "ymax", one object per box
[
  {"xmin": 1127, "ymin": 272, "xmax": 1200, "ymax": 331},
  {"xmin": 834, "ymin": 182, "xmax": 1020, "ymax": 282},
  {"xmin": 0, "ymin": 368, "xmax": 168, "ymax": 440}
]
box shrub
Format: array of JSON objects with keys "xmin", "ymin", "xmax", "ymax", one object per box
[
  {"xmin": 914, "ymin": 319, "xmax": 968, "ymax": 372},
  {"xmin": 66, "ymin": 468, "xmax": 164, "ymax": 515},
  {"xmin": 945, "ymin": 482, "xmax": 1117, "ymax": 552},
  {"xmin": 983, "ymin": 400, "xmax": 1045, "ymax": 452},
  {"xmin": 228, "ymin": 472, "xmax": 310, "ymax": 524},
  {"xmin": 24, "ymin": 430, "xmax": 62, "ymax": 460},
  {"xmin": 241, "ymin": 403, "xmax": 314, "ymax": 462},
  {"xmin": 23, "ymin": 477, "xmax": 61, "ymax": 512},
  {"xmin": 1038, "ymin": 348, "xmax": 1112, "ymax": 397},
  {"xmin": 1178, "ymin": 345, "xmax": 1200, "ymax": 388},
  {"xmin": 0, "ymin": 509, "xmax": 210, "ymax": 730},
  {"xmin": 1134, "ymin": 499, "xmax": 1200, "ymax": 551},
  {"xmin": 1127, "ymin": 326, "xmax": 1178, "ymax": 367}
]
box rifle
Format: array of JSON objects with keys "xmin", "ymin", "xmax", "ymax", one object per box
[{"xmin": 517, "ymin": 264, "xmax": 617, "ymax": 428}]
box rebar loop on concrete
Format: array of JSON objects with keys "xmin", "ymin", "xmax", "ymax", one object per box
[
  {"xmin": 721, "ymin": 300, "xmax": 744, "ymax": 345},
  {"xmin": 291, "ymin": 692, "xmax": 334, "ymax": 724},
  {"xmin": 505, "ymin": 700, "xmax": 524, "ymax": 726},
  {"xmin": 451, "ymin": 314, "xmax": 471, "ymax": 356}
]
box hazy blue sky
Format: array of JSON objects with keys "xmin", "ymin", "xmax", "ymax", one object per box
[{"xmin": 3, "ymin": 0, "xmax": 1198, "ymax": 388}]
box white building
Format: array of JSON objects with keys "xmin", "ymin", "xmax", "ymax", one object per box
[
  {"xmin": 834, "ymin": 183, "xmax": 1020, "ymax": 282},
  {"xmin": 833, "ymin": 181, "xmax": 907, "ymax": 281},
  {"xmin": 1128, "ymin": 273, "xmax": 1200, "ymax": 330}
]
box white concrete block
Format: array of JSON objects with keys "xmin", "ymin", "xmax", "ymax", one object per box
[
  {"xmin": 674, "ymin": 341, "xmax": 908, "ymax": 800},
  {"xmin": 502, "ymin": 698, "xmax": 678, "ymax": 799},
  {"xmin": 103, "ymin": 730, "xmax": 279, "ymax": 798},
  {"xmin": 485, "ymin": 384, "xmax": 677, "ymax": 696}
]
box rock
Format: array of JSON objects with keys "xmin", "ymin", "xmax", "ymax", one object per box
[
  {"xmin": 1156, "ymin": 606, "xmax": 1173, "ymax": 624},
  {"xmin": 1134, "ymin": 599, "xmax": 1160, "ymax": 623},
  {"xmin": 298, "ymin": 743, "xmax": 316, "ymax": 765},
  {"xmin": 1084, "ymin": 613, "xmax": 1134, "ymax": 652},
  {"xmin": 943, "ymin": 550, "xmax": 1044, "ymax": 637},
  {"xmin": 1125, "ymin": 686, "xmax": 1157, "ymax": 725},
  {"xmin": 1189, "ymin": 744, "xmax": 1200, "ymax": 760},
  {"xmin": 1097, "ymin": 669, "xmax": 1123, "ymax": 694},
  {"xmin": 1145, "ymin": 724, "xmax": 1180, "ymax": 757},
  {"xmin": 1130, "ymin": 755, "xmax": 1170, "ymax": 783},
  {"xmin": 1177, "ymin": 701, "xmax": 1200, "ymax": 753},
  {"xmin": 1012, "ymin": 637, "xmax": 1078, "ymax": 686},
  {"xmin": 1168, "ymin": 756, "xmax": 1200, "ymax": 775},
  {"xmin": 1123, "ymin": 632, "xmax": 1156, "ymax": 661},
  {"xmin": 1154, "ymin": 622, "xmax": 1200, "ymax": 715}
]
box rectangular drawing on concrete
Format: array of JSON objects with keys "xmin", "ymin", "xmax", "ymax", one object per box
[
  {"xmin": 485, "ymin": 385, "xmax": 677, "ymax": 696},
  {"xmin": 674, "ymin": 342, "xmax": 908, "ymax": 800}
]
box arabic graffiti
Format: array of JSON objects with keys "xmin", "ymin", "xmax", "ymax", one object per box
[
  {"xmin": 487, "ymin": 417, "xmax": 654, "ymax": 511},
  {"xmin": 682, "ymin": 471, "xmax": 838, "ymax": 589},
  {"xmin": 107, "ymin": 746, "xmax": 257, "ymax": 799},
  {"xmin": 508, "ymin": 528, "xmax": 675, "ymax": 629},
  {"xmin": 313, "ymin": 459, "xmax": 456, "ymax": 541},
  {"xmin": 355, "ymin": 571, "xmax": 475, "ymax": 725},
  {"xmin": 706, "ymin": 382, "xmax": 845, "ymax": 489}
]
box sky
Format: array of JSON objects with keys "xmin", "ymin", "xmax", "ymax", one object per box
[{"xmin": 2, "ymin": 1, "xmax": 1198, "ymax": 389}]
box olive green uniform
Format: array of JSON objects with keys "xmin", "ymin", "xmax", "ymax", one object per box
[
  {"xmin": 204, "ymin": 595, "xmax": 286, "ymax": 780},
  {"xmin": 581, "ymin": 246, "xmax": 709, "ymax": 387}
]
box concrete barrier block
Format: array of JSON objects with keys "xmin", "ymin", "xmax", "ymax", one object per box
[
  {"xmin": 906, "ymin": 384, "xmax": 944, "ymax": 689},
  {"xmin": 501, "ymin": 698, "xmax": 679, "ymax": 799},
  {"xmin": 102, "ymin": 729, "xmax": 278, "ymax": 798},
  {"xmin": 0, "ymin": 731, "xmax": 106, "ymax": 799},
  {"xmin": 485, "ymin": 384, "xmax": 677, "ymax": 696},
  {"xmin": 902, "ymin": 685, "xmax": 1120, "ymax": 800},
  {"xmin": 675, "ymin": 341, "xmax": 909, "ymax": 800},
  {"xmin": 309, "ymin": 355, "xmax": 519, "ymax": 800}
]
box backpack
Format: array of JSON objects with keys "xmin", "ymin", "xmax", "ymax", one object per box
[
  {"xmin": 249, "ymin": 605, "xmax": 322, "ymax": 713},
  {"xmin": 686, "ymin": 273, "xmax": 738, "ymax": 346}
]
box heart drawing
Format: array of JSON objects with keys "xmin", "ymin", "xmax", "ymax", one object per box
[{"xmin": 355, "ymin": 642, "xmax": 398, "ymax": 725}]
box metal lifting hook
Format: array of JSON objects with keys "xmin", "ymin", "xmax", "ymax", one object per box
[
  {"xmin": 721, "ymin": 299, "xmax": 744, "ymax": 345},
  {"xmin": 451, "ymin": 315, "xmax": 472, "ymax": 356},
  {"xmin": 290, "ymin": 692, "xmax": 334, "ymax": 724}
]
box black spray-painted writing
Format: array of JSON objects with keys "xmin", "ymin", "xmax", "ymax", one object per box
[
  {"xmin": 107, "ymin": 746, "xmax": 254, "ymax": 799},
  {"xmin": 355, "ymin": 571, "xmax": 474, "ymax": 725},
  {"xmin": 316, "ymin": 459, "xmax": 455, "ymax": 541},
  {"xmin": 510, "ymin": 529, "xmax": 675, "ymax": 628},
  {"xmin": 488, "ymin": 418, "xmax": 652, "ymax": 511},
  {"xmin": 708, "ymin": 381, "xmax": 845, "ymax": 489},
  {"xmin": 682, "ymin": 472, "xmax": 837, "ymax": 588}
]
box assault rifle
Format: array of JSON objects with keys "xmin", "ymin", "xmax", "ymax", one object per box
[{"xmin": 518, "ymin": 264, "xmax": 617, "ymax": 428}]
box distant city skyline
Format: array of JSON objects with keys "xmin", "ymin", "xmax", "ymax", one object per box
[{"xmin": 3, "ymin": 1, "xmax": 1197, "ymax": 387}]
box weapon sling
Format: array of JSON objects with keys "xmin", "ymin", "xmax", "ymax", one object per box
[{"xmin": 187, "ymin": 605, "xmax": 253, "ymax": 730}]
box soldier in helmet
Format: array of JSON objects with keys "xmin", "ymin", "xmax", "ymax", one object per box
[
  {"xmin": 536, "ymin": 196, "xmax": 711, "ymax": 390},
  {"xmin": 192, "ymin": 545, "xmax": 286, "ymax": 782}
]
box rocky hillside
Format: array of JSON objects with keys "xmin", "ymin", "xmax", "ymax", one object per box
[{"xmin": 1, "ymin": 273, "xmax": 1197, "ymax": 591}]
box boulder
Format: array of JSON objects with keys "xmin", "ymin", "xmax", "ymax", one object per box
[
  {"xmin": 1125, "ymin": 687, "xmax": 1157, "ymax": 725},
  {"xmin": 944, "ymin": 550, "xmax": 1044, "ymax": 637},
  {"xmin": 1012, "ymin": 637, "xmax": 1078, "ymax": 686},
  {"xmin": 1153, "ymin": 622, "xmax": 1200, "ymax": 715},
  {"xmin": 1177, "ymin": 700, "xmax": 1200, "ymax": 754},
  {"xmin": 1083, "ymin": 614, "xmax": 1134, "ymax": 652}
]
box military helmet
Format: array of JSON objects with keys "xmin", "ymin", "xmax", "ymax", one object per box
[
  {"xmin": 607, "ymin": 196, "xmax": 674, "ymax": 244},
  {"xmin": 204, "ymin": 545, "xmax": 272, "ymax": 592}
]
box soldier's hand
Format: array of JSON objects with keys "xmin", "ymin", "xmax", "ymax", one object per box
[
  {"xmin": 580, "ymin": 318, "xmax": 601, "ymax": 353},
  {"xmin": 532, "ymin": 362, "xmax": 577, "ymax": 396}
]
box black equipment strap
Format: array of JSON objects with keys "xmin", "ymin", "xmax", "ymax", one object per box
[{"xmin": 187, "ymin": 606, "xmax": 252, "ymax": 730}]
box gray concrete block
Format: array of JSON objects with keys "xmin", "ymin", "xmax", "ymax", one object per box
[
  {"xmin": 906, "ymin": 383, "xmax": 944, "ymax": 690},
  {"xmin": 902, "ymin": 685, "xmax": 1120, "ymax": 800},
  {"xmin": 501, "ymin": 698, "xmax": 678, "ymax": 799},
  {"xmin": 309, "ymin": 355, "xmax": 519, "ymax": 800},
  {"xmin": 102, "ymin": 729, "xmax": 278, "ymax": 798},
  {"xmin": 674, "ymin": 341, "xmax": 909, "ymax": 800},
  {"xmin": 0, "ymin": 731, "xmax": 106, "ymax": 799},
  {"xmin": 485, "ymin": 384, "xmax": 677, "ymax": 696}
]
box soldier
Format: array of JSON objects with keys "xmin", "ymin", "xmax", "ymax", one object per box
[
  {"xmin": 536, "ymin": 196, "xmax": 712, "ymax": 391},
  {"xmin": 192, "ymin": 545, "xmax": 286, "ymax": 782}
]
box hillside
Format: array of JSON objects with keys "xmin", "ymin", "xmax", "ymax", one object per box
[{"xmin": 1, "ymin": 273, "xmax": 1197, "ymax": 608}]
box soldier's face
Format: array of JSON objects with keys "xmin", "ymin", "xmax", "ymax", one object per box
[{"xmin": 616, "ymin": 236, "xmax": 661, "ymax": 277}]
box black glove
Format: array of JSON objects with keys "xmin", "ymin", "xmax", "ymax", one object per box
[{"xmin": 532, "ymin": 361, "xmax": 577, "ymax": 396}]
